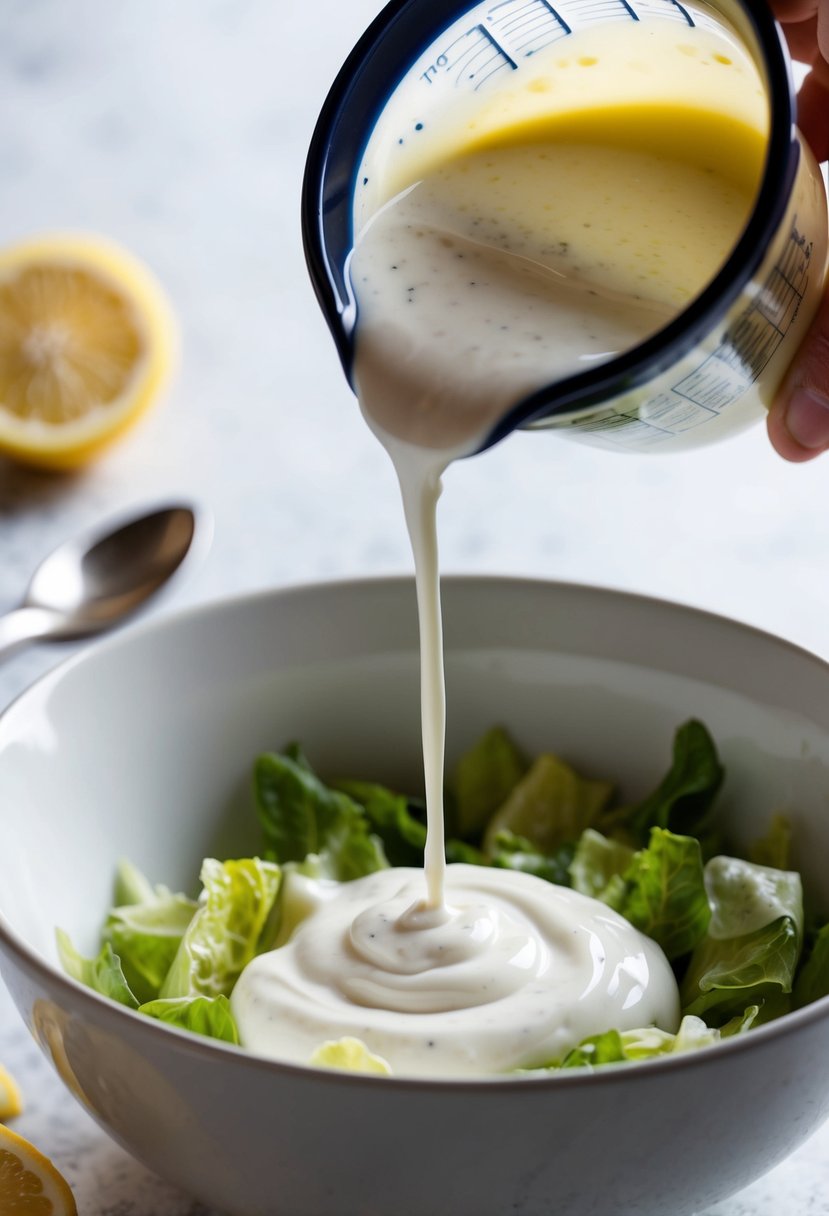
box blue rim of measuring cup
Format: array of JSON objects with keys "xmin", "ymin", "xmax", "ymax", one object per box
[{"xmin": 301, "ymin": 0, "xmax": 798, "ymax": 453}]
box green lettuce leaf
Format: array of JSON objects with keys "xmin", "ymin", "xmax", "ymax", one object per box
[
  {"xmin": 558, "ymin": 1028, "xmax": 629, "ymax": 1068},
  {"xmin": 716, "ymin": 1004, "xmax": 762, "ymax": 1037},
  {"xmin": 615, "ymin": 828, "xmax": 711, "ymax": 961},
  {"xmin": 622, "ymin": 720, "xmax": 724, "ymax": 849},
  {"xmin": 450, "ymin": 726, "xmax": 528, "ymax": 838},
  {"xmin": 794, "ymin": 922, "xmax": 829, "ymax": 1008},
  {"xmin": 332, "ymin": 779, "xmax": 485, "ymax": 868},
  {"xmin": 139, "ymin": 994, "xmax": 240, "ymax": 1044},
  {"xmin": 681, "ymin": 918, "xmax": 799, "ymax": 1023},
  {"xmin": 704, "ymin": 854, "xmax": 803, "ymax": 941},
  {"xmin": 555, "ymin": 1008, "xmax": 759, "ymax": 1070},
  {"xmin": 681, "ymin": 855, "xmax": 803, "ymax": 1023},
  {"xmin": 444, "ymin": 838, "xmax": 488, "ymax": 865},
  {"xmin": 160, "ymin": 858, "xmax": 281, "ymax": 1000},
  {"xmin": 482, "ymin": 754, "xmax": 613, "ymax": 857},
  {"xmin": 332, "ymin": 780, "xmax": 425, "ymax": 867},
  {"xmin": 749, "ymin": 814, "xmax": 792, "ymax": 871},
  {"xmin": 56, "ymin": 929, "xmax": 139, "ymax": 1009},
  {"xmin": 569, "ymin": 829, "xmax": 635, "ymax": 902},
  {"xmin": 255, "ymin": 749, "xmax": 387, "ymax": 880},
  {"xmin": 102, "ymin": 890, "xmax": 198, "ymax": 1005},
  {"xmin": 490, "ymin": 831, "xmax": 575, "ymax": 886}
]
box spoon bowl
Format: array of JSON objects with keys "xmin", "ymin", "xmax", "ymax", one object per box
[{"xmin": 0, "ymin": 504, "xmax": 205, "ymax": 658}]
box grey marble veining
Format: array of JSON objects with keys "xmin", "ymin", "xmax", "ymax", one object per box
[{"xmin": 1, "ymin": 1, "xmax": 829, "ymax": 1212}]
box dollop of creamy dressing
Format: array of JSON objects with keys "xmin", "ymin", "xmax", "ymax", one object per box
[
  {"xmin": 231, "ymin": 8, "xmax": 768, "ymax": 1076},
  {"xmin": 232, "ymin": 866, "xmax": 680, "ymax": 1077}
]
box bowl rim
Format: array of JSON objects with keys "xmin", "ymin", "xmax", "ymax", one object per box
[{"xmin": 2, "ymin": 572, "xmax": 829, "ymax": 1092}]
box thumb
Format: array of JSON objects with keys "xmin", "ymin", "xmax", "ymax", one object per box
[{"xmin": 767, "ymin": 280, "xmax": 829, "ymax": 461}]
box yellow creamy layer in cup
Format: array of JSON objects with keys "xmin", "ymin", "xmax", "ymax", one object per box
[{"xmin": 350, "ymin": 105, "xmax": 766, "ymax": 449}]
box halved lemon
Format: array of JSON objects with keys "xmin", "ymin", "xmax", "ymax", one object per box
[
  {"xmin": 0, "ymin": 233, "xmax": 176, "ymax": 470},
  {"xmin": 0, "ymin": 1064, "xmax": 23, "ymax": 1120},
  {"xmin": 0, "ymin": 1124, "xmax": 77, "ymax": 1215}
]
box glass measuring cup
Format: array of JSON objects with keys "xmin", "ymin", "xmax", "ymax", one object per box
[{"xmin": 302, "ymin": 0, "xmax": 829, "ymax": 455}]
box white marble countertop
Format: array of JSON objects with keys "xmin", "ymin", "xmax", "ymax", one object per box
[{"xmin": 1, "ymin": 1, "xmax": 829, "ymax": 1212}]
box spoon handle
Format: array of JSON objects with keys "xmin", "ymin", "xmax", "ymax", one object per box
[{"xmin": 0, "ymin": 607, "xmax": 61, "ymax": 662}]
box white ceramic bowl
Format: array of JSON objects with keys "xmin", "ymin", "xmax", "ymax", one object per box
[{"xmin": 2, "ymin": 576, "xmax": 829, "ymax": 1216}]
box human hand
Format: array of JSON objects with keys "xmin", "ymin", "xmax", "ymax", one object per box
[{"xmin": 766, "ymin": 0, "xmax": 829, "ymax": 461}]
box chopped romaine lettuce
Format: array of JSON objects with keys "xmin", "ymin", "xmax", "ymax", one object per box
[
  {"xmin": 490, "ymin": 831, "xmax": 576, "ymax": 886},
  {"xmin": 255, "ymin": 748, "xmax": 386, "ymax": 880},
  {"xmin": 102, "ymin": 889, "xmax": 198, "ymax": 1005},
  {"xmin": 449, "ymin": 725, "xmax": 529, "ymax": 838},
  {"xmin": 482, "ymin": 753, "xmax": 613, "ymax": 857},
  {"xmin": 161, "ymin": 858, "xmax": 281, "ymax": 1000},
  {"xmin": 681, "ymin": 919, "xmax": 799, "ymax": 1024},
  {"xmin": 680, "ymin": 856, "xmax": 803, "ymax": 1023},
  {"xmin": 139, "ymin": 994, "xmax": 240, "ymax": 1044},
  {"xmin": 112, "ymin": 858, "xmax": 158, "ymax": 907},
  {"xmin": 570, "ymin": 827, "xmax": 709, "ymax": 959},
  {"xmin": 569, "ymin": 828, "xmax": 635, "ymax": 902},
  {"xmin": 614, "ymin": 828, "xmax": 711, "ymax": 961},
  {"xmin": 332, "ymin": 779, "xmax": 426, "ymax": 867},
  {"xmin": 554, "ymin": 1007, "xmax": 759, "ymax": 1070},
  {"xmin": 794, "ymin": 922, "xmax": 829, "ymax": 1008},
  {"xmin": 57, "ymin": 717, "xmax": 826, "ymax": 1072},
  {"xmin": 619, "ymin": 719, "xmax": 724, "ymax": 850},
  {"xmin": 56, "ymin": 929, "xmax": 138, "ymax": 1010},
  {"xmin": 704, "ymin": 855, "xmax": 803, "ymax": 941}
]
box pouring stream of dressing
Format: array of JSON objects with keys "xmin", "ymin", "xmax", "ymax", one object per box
[{"xmin": 232, "ymin": 10, "xmax": 767, "ymax": 1075}]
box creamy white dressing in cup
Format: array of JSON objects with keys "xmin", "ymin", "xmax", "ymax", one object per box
[{"xmin": 303, "ymin": 0, "xmax": 828, "ymax": 455}]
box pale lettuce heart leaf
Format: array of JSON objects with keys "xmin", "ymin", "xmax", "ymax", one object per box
[
  {"xmin": 554, "ymin": 1025, "xmax": 676, "ymax": 1070},
  {"xmin": 112, "ymin": 858, "xmax": 158, "ymax": 907},
  {"xmin": 482, "ymin": 754, "xmax": 613, "ymax": 858},
  {"xmin": 56, "ymin": 928, "xmax": 139, "ymax": 1010},
  {"xmin": 309, "ymin": 1037, "xmax": 392, "ymax": 1075},
  {"xmin": 102, "ymin": 890, "xmax": 198, "ymax": 1005},
  {"xmin": 139, "ymin": 994, "xmax": 240, "ymax": 1044},
  {"xmin": 569, "ymin": 828, "xmax": 635, "ymax": 902},
  {"xmin": 681, "ymin": 917, "xmax": 800, "ymax": 1023},
  {"xmin": 271, "ymin": 867, "xmax": 342, "ymax": 948},
  {"xmin": 332, "ymin": 779, "xmax": 426, "ymax": 867},
  {"xmin": 681, "ymin": 855, "xmax": 803, "ymax": 1023},
  {"xmin": 161, "ymin": 857, "xmax": 281, "ymax": 1000},
  {"xmin": 255, "ymin": 748, "xmax": 387, "ymax": 881},
  {"xmin": 615, "ymin": 828, "xmax": 711, "ymax": 961},
  {"xmin": 449, "ymin": 726, "xmax": 529, "ymax": 838},
  {"xmin": 490, "ymin": 830, "xmax": 576, "ymax": 886}
]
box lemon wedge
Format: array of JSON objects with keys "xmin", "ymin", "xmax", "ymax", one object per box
[
  {"xmin": 0, "ymin": 1124, "xmax": 77, "ymax": 1215},
  {"xmin": 0, "ymin": 233, "xmax": 175, "ymax": 470},
  {"xmin": 0, "ymin": 1065, "xmax": 23, "ymax": 1120}
]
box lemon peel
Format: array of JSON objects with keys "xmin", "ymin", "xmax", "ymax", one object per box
[
  {"xmin": 0, "ymin": 1064, "xmax": 23, "ymax": 1120},
  {"xmin": 0, "ymin": 1123, "xmax": 77, "ymax": 1215}
]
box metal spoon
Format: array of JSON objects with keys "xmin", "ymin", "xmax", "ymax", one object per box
[{"xmin": 0, "ymin": 503, "xmax": 206, "ymax": 661}]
